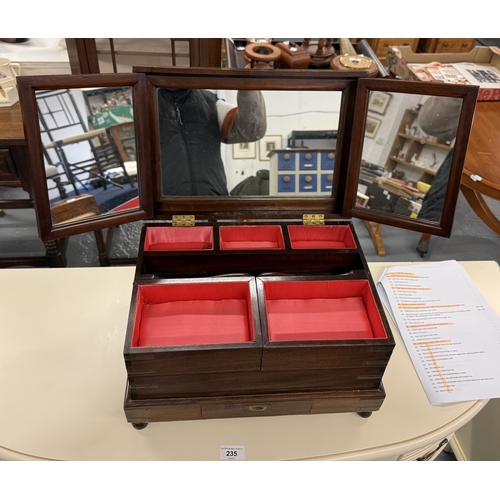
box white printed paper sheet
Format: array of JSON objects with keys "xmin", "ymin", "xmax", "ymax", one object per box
[{"xmin": 377, "ymin": 261, "xmax": 500, "ymax": 405}]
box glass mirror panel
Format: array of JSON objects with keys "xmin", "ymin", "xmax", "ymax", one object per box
[
  {"xmin": 37, "ymin": 86, "xmax": 140, "ymax": 227},
  {"xmin": 157, "ymin": 89, "xmax": 342, "ymax": 197},
  {"xmin": 357, "ymin": 91, "xmax": 462, "ymax": 224}
]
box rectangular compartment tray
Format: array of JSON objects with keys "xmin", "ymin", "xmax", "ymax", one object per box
[
  {"xmin": 257, "ymin": 275, "xmax": 394, "ymax": 371},
  {"xmin": 138, "ymin": 221, "xmax": 362, "ymax": 278},
  {"xmin": 124, "ymin": 276, "xmax": 263, "ymax": 375}
]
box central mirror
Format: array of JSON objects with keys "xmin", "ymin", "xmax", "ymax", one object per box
[
  {"xmin": 141, "ymin": 67, "xmax": 362, "ymax": 218},
  {"xmin": 157, "ymin": 88, "xmax": 342, "ymax": 197}
]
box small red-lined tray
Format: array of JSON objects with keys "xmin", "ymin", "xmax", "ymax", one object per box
[
  {"xmin": 138, "ymin": 222, "xmax": 362, "ymax": 278},
  {"xmin": 143, "ymin": 224, "xmax": 356, "ymax": 251},
  {"xmin": 143, "ymin": 226, "xmax": 214, "ymax": 251},
  {"xmin": 288, "ymin": 225, "xmax": 356, "ymax": 249},
  {"xmin": 258, "ymin": 278, "xmax": 387, "ymax": 342},
  {"xmin": 219, "ymin": 225, "xmax": 285, "ymax": 250},
  {"xmin": 131, "ymin": 277, "xmax": 257, "ymax": 347}
]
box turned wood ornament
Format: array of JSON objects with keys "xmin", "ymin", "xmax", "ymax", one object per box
[
  {"xmin": 244, "ymin": 43, "xmax": 282, "ymax": 69},
  {"xmin": 274, "ymin": 42, "xmax": 311, "ymax": 69},
  {"xmin": 243, "ymin": 38, "xmax": 273, "ymax": 63},
  {"xmin": 331, "ymin": 38, "xmax": 378, "ymax": 77},
  {"xmin": 302, "ymin": 38, "xmax": 336, "ymax": 67}
]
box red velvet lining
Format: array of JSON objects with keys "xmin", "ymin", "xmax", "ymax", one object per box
[
  {"xmin": 220, "ymin": 225, "xmax": 285, "ymax": 250},
  {"xmin": 132, "ymin": 282, "xmax": 254, "ymax": 347},
  {"xmin": 288, "ymin": 225, "xmax": 356, "ymax": 249},
  {"xmin": 144, "ymin": 226, "xmax": 213, "ymax": 251},
  {"xmin": 263, "ymin": 280, "xmax": 386, "ymax": 341},
  {"xmin": 111, "ymin": 196, "xmax": 139, "ymax": 212}
]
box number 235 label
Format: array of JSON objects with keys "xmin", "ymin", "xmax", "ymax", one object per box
[{"xmin": 220, "ymin": 445, "xmax": 245, "ymax": 460}]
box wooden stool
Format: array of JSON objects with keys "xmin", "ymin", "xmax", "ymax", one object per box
[
  {"xmin": 364, "ymin": 221, "xmax": 386, "ymax": 257},
  {"xmin": 50, "ymin": 194, "xmax": 110, "ymax": 266},
  {"xmin": 51, "ymin": 194, "xmax": 100, "ymax": 224}
]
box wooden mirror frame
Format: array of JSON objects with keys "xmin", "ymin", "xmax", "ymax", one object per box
[
  {"xmin": 17, "ymin": 69, "xmax": 479, "ymax": 242},
  {"xmin": 18, "ymin": 73, "xmax": 153, "ymax": 241},
  {"xmin": 343, "ymin": 78, "xmax": 479, "ymax": 237},
  {"xmin": 134, "ymin": 66, "xmax": 366, "ymax": 220}
]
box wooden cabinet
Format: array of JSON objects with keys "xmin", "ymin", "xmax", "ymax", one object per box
[
  {"xmin": 366, "ymin": 38, "xmax": 476, "ymax": 60},
  {"xmin": 418, "ymin": 38, "xmax": 476, "ymax": 54},
  {"xmin": 0, "ymin": 103, "xmax": 66, "ymax": 267},
  {"xmin": 268, "ymin": 149, "xmax": 336, "ymax": 196},
  {"xmin": 365, "ymin": 38, "xmax": 419, "ymax": 60},
  {"xmin": 0, "ymin": 103, "xmax": 33, "ymax": 206},
  {"xmin": 65, "ymin": 38, "xmax": 222, "ymax": 74},
  {"xmin": 0, "ymin": 148, "xmax": 20, "ymax": 186}
]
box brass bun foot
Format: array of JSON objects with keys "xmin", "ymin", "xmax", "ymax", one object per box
[
  {"xmin": 356, "ymin": 411, "xmax": 373, "ymax": 418},
  {"xmin": 132, "ymin": 422, "xmax": 148, "ymax": 430}
]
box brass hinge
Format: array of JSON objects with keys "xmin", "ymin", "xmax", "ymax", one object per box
[
  {"xmin": 302, "ymin": 214, "xmax": 324, "ymax": 225},
  {"xmin": 172, "ymin": 215, "xmax": 195, "ymax": 226}
]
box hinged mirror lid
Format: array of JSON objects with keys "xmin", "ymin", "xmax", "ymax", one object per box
[
  {"xmin": 18, "ymin": 73, "xmax": 153, "ymax": 241},
  {"xmin": 343, "ymin": 78, "xmax": 479, "ymax": 237},
  {"xmin": 18, "ymin": 68, "xmax": 479, "ymax": 242}
]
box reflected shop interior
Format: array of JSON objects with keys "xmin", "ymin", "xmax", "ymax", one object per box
[
  {"xmin": 356, "ymin": 91, "xmax": 459, "ymax": 222},
  {"xmin": 38, "ymin": 85, "xmax": 138, "ymax": 224},
  {"xmin": 161, "ymin": 89, "xmax": 342, "ymax": 197}
]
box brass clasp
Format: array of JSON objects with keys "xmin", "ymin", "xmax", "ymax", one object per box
[
  {"xmin": 172, "ymin": 215, "xmax": 195, "ymax": 227},
  {"xmin": 302, "ymin": 214, "xmax": 325, "ymax": 225}
]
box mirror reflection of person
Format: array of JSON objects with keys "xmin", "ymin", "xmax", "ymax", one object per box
[
  {"xmin": 158, "ymin": 89, "xmax": 267, "ymax": 196},
  {"xmin": 417, "ymin": 96, "xmax": 462, "ymax": 221}
]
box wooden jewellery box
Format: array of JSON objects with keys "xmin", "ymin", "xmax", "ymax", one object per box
[{"xmin": 18, "ymin": 68, "xmax": 478, "ymax": 428}]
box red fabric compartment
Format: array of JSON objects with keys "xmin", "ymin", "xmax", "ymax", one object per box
[
  {"xmin": 219, "ymin": 225, "xmax": 285, "ymax": 250},
  {"xmin": 132, "ymin": 281, "xmax": 255, "ymax": 347},
  {"xmin": 144, "ymin": 226, "xmax": 214, "ymax": 251},
  {"xmin": 111, "ymin": 196, "xmax": 139, "ymax": 212},
  {"xmin": 263, "ymin": 279, "xmax": 387, "ymax": 341},
  {"xmin": 287, "ymin": 225, "xmax": 357, "ymax": 249}
]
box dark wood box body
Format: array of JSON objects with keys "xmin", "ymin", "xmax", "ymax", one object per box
[
  {"xmin": 123, "ymin": 219, "xmax": 395, "ymax": 424},
  {"xmin": 124, "ymin": 386, "xmax": 387, "ymax": 424}
]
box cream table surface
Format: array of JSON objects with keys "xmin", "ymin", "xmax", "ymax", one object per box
[{"xmin": 0, "ymin": 261, "xmax": 498, "ymax": 461}]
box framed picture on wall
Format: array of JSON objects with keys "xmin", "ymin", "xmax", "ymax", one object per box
[
  {"xmin": 368, "ymin": 91, "xmax": 391, "ymax": 115},
  {"xmin": 233, "ymin": 142, "xmax": 256, "ymax": 159},
  {"xmin": 365, "ymin": 117, "xmax": 382, "ymax": 138},
  {"xmin": 259, "ymin": 135, "xmax": 282, "ymax": 161}
]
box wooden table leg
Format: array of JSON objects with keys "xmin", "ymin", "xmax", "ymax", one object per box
[
  {"xmin": 416, "ymin": 233, "xmax": 432, "ymax": 257},
  {"xmin": 94, "ymin": 230, "xmax": 110, "ymax": 267},
  {"xmin": 363, "ymin": 221, "xmax": 386, "ymax": 256},
  {"xmin": 45, "ymin": 239, "xmax": 67, "ymax": 267},
  {"xmin": 461, "ymin": 185, "xmax": 500, "ymax": 236}
]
